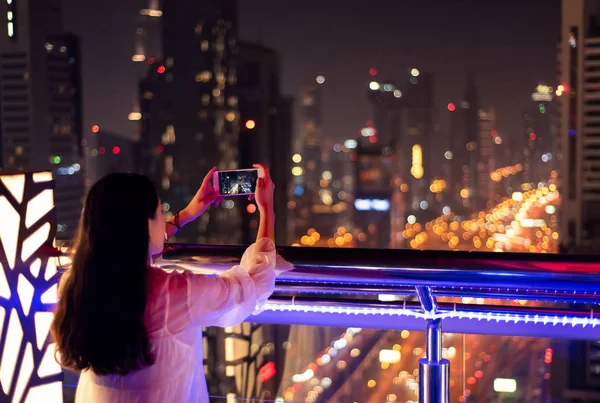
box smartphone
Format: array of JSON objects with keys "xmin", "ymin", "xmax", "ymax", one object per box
[{"xmin": 213, "ymin": 168, "xmax": 259, "ymax": 196}]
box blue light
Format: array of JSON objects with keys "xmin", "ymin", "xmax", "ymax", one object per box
[
  {"xmin": 354, "ymin": 198, "xmax": 390, "ymax": 212},
  {"xmin": 294, "ymin": 186, "xmax": 304, "ymax": 196},
  {"xmin": 569, "ymin": 129, "xmax": 576, "ymax": 136},
  {"xmin": 261, "ymin": 302, "xmax": 600, "ymax": 329}
]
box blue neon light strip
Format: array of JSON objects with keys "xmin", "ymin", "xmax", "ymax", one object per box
[{"xmin": 261, "ymin": 302, "xmax": 600, "ymax": 328}]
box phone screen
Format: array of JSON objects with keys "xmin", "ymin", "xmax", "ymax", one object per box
[{"xmin": 218, "ymin": 169, "xmax": 258, "ymax": 195}]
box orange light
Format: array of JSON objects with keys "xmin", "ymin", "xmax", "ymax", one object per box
[
  {"xmin": 246, "ymin": 204, "xmax": 256, "ymax": 214},
  {"xmin": 447, "ymin": 103, "xmax": 456, "ymax": 112},
  {"xmin": 245, "ymin": 120, "xmax": 256, "ymax": 130},
  {"xmin": 91, "ymin": 125, "xmax": 99, "ymax": 133}
]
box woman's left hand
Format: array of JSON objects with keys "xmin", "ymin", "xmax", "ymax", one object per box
[{"xmin": 180, "ymin": 167, "xmax": 223, "ymax": 224}]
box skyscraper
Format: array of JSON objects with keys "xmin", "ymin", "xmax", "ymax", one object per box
[
  {"xmin": 357, "ymin": 68, "xmax": 433, "ymax": 248},
  {"xmin": 0, "ymin": 0, "xmax": 84, "ymax": 240},
  {"xmin": 128, "ymin": 0, "xmax": 162, "ymax": 125},
  {"xmin": 290, "ymin": 79, "xmax": 324, "ymax": 240},
  {"xmin": 399, "ymin": 69, "xmax": 434, "ymax": 213},
  {"xmin": 138, "ymin": 0, "xmax": 241, "ymax": 244},
  {"xmin": 559, "ymin": 0, "xmax": 600, "ymax": 252},
  {"xmin": 365, "ymin": 68, "xmax": 434, "ymax": 210},
  {"xmin": 448, "ymin": 72, "xmax": 480, "ymax": 213},
  {"xmin": 237, "ymin": 40, "xmax": 293, "ymax": 245},
  {"xmin": 554, "ymin": 1, "xmax": 600, "ymax": 400},
  {"xmin": 477, "ymin": 106, "xmax": 496, "ymax": 205}
]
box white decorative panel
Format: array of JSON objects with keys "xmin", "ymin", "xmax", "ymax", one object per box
[
  {"xmin": 29, "ymin": 259, "xmax": 41, "ymax": 279},
  {"xmin": 0, "ymin": 196, "xmax": 20, "ymax": 269},
  {"xmin": 1, "ymin": 174, "xmax": 25, "ymax": 203},
  {"xmin": 25, "ymin": 189, "xmax": 53, "ymax": 229},
  {"xmin": 0, "ymin": 172, "xmax": 63, "ymax": 402}
]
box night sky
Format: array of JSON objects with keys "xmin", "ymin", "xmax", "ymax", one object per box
[{"xmin": 62, "ymin": 0, "xmax": 561, "ymax": 147}]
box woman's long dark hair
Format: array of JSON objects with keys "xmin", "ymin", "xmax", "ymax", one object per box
[{"xmin": 52, "ymin": 173, "xmax": 158, "ymax": 375}]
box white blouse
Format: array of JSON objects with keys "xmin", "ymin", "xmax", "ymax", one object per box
[{"xmin": 75, "ymin": 238, "xmax": 278, "ymax": 403}]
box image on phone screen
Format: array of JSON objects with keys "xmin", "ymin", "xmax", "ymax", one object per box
[{"xmin": 218, "ymin": 170, "xmax": 258, "ymax": 195}]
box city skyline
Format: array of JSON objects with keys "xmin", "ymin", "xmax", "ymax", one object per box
[{"xmin": 62, "ymin": 0, "xmax": 560, "ymax": 145}]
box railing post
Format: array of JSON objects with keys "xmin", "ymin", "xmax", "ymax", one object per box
[
  {"xmin": 419, "ymin": 318, "xmax": 450, "ymax": 403},
  {"xmin": 416, "ymin": 287, "xmax": 449, "ymax": 403}
]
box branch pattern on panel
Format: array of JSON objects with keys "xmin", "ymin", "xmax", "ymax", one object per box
[{"xmin": 0, "ymin": 172, "xmax": 63, "ymax": 403}]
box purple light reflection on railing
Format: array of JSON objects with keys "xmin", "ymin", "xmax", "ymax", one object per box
[{"xmin": 208, "ymin": 396, "xmax": 300, "ymax": 402}]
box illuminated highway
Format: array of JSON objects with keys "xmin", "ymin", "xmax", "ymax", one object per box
[{"xmin": 404, "ymin": 183, "xmax": 560, "ymax": 254}]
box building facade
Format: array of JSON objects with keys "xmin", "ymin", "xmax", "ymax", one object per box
[
  {"xmin": 138, "ymin": 0, "xmax": 242, "ymax": 244},
  {"xmin": 0, "ymin": 0, "xmax": 84, "ymax": 240},
  {"xmin": 448, "ymin": 72, "xmax": 480, "ymax": 213},
  {"xmin": 554, "ymin": 1, "xmax": 600, "ymax": 401},
  {"xmin": 128, "ymin": 0, "xmax": 162, "ymax": 126},
  {"xmin": 559, "ymin": 0, "xmax": 600, "ymax": 252}
]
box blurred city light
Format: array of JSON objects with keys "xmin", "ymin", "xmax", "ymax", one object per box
[
  {"xmin": 493, "ymin": 378, "xmax": 517, "ymax": 393},
  {"xmin": 128, "ymin": 112, "xmax": 142, "ymax": 121},
  {"xmin": 410, "ymin": 144, "xmax": 423, "ymax": 179},
  {"xmin": 361, "ymin": 127, "xmax": 376, "ymax": 137},
  {"xmin": 344, "ymin": 139, "xmax": 357, "ymax": 149},
  {"xmin": 379, "ymin": 349, "xmax": 401, "ymax": 364}
]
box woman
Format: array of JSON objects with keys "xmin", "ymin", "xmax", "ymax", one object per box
[{"xmin": 52, "ymin": 164, "xmax": 278, "ymax": 402}]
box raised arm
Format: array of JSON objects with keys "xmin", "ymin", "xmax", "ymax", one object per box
[
  {"xmin": 164, "ymin": 165, "xmax": 278, "ymax": 329},
  {"xmin": 253, "ymin": 163, "xmax": 275, "ymax": 243},
  {"xmin": 165, "ymin": 167, "xmax": 222, "ymax": 240}
]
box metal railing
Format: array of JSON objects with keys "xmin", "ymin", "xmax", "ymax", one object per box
[{"xmin": 156, "ymin": 244, "xmax": 600, "ymax": 403}]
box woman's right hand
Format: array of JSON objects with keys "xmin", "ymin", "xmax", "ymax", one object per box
[{"xmin": 252, "ymin": 163, "xmax": 274, "ymax": 213}]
